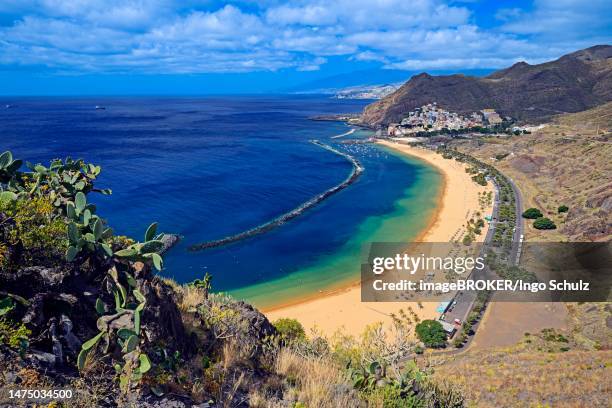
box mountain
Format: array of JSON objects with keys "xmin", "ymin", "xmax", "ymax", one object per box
[{"xmin": 361, "ymin": 45, "xmax": 612, "ymax": 127}]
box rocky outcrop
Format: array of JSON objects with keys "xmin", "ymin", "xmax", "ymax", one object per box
[{"xmin": 159, "ymin": 233, "xmax": 181, "ymax": 254}]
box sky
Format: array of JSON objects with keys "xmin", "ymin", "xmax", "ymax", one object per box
[{"xmin": 0, "ymin": 0, "xmax": 610, "ymax": 95}]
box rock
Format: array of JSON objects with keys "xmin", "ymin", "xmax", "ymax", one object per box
[
  {"xmin": 159, "ymin": 234, "xmax": 181, "ymax": 254},
  {"xmin": 1, "ymin": 266, "xmax": 67, "ymax": 291},
  {"xmin": 140, "ymin": 277, "xmax": 192, "ymax": 353},
  {"xmin": 49, "ymin": 318, "xmax": 63, "ymax": 365},
  {"xmin": 27, "ymin": 350, "xmax": 57, "ymax": 367},
  {"xmin": 198, "ymin": 298, "xmax": 276, "ymax": 361},
  {"xmin": 60, "ymin": 314, "xmax": 82, "ymax": 353},
  {"xmin": 4, "ymin": 371, "xmax": 18, "ymax": 384}
]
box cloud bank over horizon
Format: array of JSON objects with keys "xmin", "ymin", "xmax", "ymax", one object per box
[{"xmin": 0, "ymin": 0, "xmax": 610, "ymax": 95}]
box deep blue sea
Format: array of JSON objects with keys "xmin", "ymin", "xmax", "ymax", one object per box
[{"xmin": 0, "ymin": 96, "xmax": 437, "ymax": 305}]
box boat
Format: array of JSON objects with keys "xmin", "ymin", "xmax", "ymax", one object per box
[{"xmin": 94, "ymin": 105, "xmax": 106, "ymax": 110}]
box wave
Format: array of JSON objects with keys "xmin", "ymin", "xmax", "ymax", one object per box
[
  {"xmin": 188, "ymin": 140, "xmax": 364, "ymax": 251},
  {"xmin": 330, "ymin": 128, "xmax": 356, "ymax": 139}
]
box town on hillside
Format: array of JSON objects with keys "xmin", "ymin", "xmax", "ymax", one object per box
[{"xmin": 385, "ymin": 102, "xmax": 540, "ymax": 139}]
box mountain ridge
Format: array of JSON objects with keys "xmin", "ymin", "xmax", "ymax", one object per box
[{"xmin": 361, "ymin": 45, "xmax": 612, "ymax": 126}]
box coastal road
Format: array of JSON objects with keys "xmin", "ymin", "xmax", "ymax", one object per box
[
  {"xmin": 507, "ymin": 176, "xmax": 524, "ymax": 265},
  {"xmin": 441, "ymin": 178, "xmax": 500, "ymax": 328},
  {"xmin": 441, "ymin": 167, "xmax": 526, "ymax": 328}
]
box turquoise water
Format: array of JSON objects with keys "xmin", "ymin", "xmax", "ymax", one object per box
[
  {"xmin": 231, "ymin": 146, "xmax": 441, "ymax": 308},
  {"xmin": 0, "ymin": 96, "xmax": 441, "ymax": 308}
]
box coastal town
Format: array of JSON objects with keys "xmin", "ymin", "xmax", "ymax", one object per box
[
  {"xmin": 386, "ymin": 102, "xmax": 506, "ymax": 137},
  {"xmin": 377, "ymin": 102, "xmax": 549, "ymax": 144}
]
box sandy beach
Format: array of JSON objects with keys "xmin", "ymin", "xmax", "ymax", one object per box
[{"xmin": 265, "ymin": 140, "xmax": 494, "ymax": 337}]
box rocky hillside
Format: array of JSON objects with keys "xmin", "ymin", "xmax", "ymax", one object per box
[
  {"xmin": 361, "ymin": 45, "xmax": 612, "ymax": 127},
  {"xmin": 449, "ymin": 102, "xmax": 611, "ymax": 242}
]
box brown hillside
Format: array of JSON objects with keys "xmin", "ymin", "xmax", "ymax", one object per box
[
  {"xmin": 448, "ymin": 102, "xmax": 612, "ymax": 242},
  {"xmin": 362, "ymin": 45, "xmax": 612, "ymax": 127}
]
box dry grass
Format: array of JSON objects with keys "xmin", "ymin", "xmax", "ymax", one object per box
[
  {"xmin": 248, "ymin": 388, "xmax": 287, "ymax": 408},
  {"xmin": 162, "ymin": 278, "xmax": 207, "ymax": 313},
  {"xmin": 274, "ymin": 348, "xmax": 359, "ymax": 408},
  {"xmin": 179, "ymin": 285, "xmax": 207, "ymax": 313},
  {"xmin": 455, "ymin": 102, "xmax": 611, "ymax": 242},
  {"xmin": 434, "ymin": 348, "xmax": 612, "ymax": 407}
]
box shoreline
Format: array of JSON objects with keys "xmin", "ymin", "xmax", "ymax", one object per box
[
  {"xmin": 260, "ymin": 151, "xmax": 446, "ymax": 313},
  {"xmin": 265, "ymin": 140, "xmax": 494, "ymax": 336}
]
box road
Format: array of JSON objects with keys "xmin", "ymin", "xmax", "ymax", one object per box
[
  {"xmin": 441, "ymin": 178, "xmax": 500, "ymax": 328},
  {"xmin": 507, "ymin": 176, "xmax": 524, "ymax": 265},
  {"xmin": 441, "ymin": 171, "xmax": 524, "ymax": 339}
]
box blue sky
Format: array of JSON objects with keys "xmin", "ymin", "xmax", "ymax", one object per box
[{"xmin": 0, "ymin": 0, "xmax": 610, "ymax": 95}]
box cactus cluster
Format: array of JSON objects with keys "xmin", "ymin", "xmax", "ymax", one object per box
[
  {"xmin": 65, "ymin": 191, "xmax": 114, "ymax": 262},
  {"xmin": 1, "ymin": 150, "xmax": 164, "ymax": 391},
  {"xmin": 78, "ymin": 265, "xmax": 151, "ymax": 390},
  {"xmin": 0, "ymin": 151, "xmax": 22, "ymax": 184},
  {"xmin": 26, "ymin": 157, "xmax": 111, "ymax": 210},
  {"xmin": 0, "ymin": 152, "xmax": 22, "ymax": 204},
  {"xmin": 114, "ymin": 222, "xmax": 165, "ymax": 271}
]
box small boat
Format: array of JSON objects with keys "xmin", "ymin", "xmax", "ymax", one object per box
[
  {"xmin": 94, "ymin": 105, "xmax": 106, "ymax": 110},
  {"xmin": 5, "ymin": 104, "xmax": 12, "ymax": 109}
]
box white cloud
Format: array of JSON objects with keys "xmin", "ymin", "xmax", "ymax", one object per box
[
  {"xmin": 0, "ymin": 0, "xmax": 609, "ymax": 74},
  {"xmin": 500, "ymin": 0, "xmax": 612, "ymax": 40}
]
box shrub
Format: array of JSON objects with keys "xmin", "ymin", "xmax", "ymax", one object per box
[
  {"xmin": 452, "ymin": 334, "xmax": 465, "ymax": 348},
  {"xmin": 467, "ymin": 312, "xmax": 479, "ymax": 325},
  {"xmin": 522, "ymin": 208, "xmax": 543, "ymax": 219},
  {"xmin": 1, "ymin": 195, "xmax": 67, "ymax": 266},
  {"xmin": 533, "ymin": 217, "xmax": 556, "ymax": 230},
  {"xmin": 362, "ymin": 384, "xmax": 421, "ymax": 408},
  {"xmin": 415, "ymin": 320, "xmax": 447, "ymax": 348},
  {"xmin": 471, "ymin": 173, "xmax": 487, "ymax": 186},
  {"xmin": 0, "ymin": 317, "xmax": 31, "ymax": 349},
  {"xmin": 274, "ymin": 318, "xmax": 306, "ymax": 344},
  {"xmin": 495, "ymin": 153, "xmax": 509, "ymax": 160},
  {"xmin": 558, "ymin": 205, "xmax": 569, "ymax": 213}
]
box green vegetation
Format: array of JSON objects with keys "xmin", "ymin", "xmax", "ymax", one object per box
[
  {"xmin": 558, "ymin": 205, "xmax": 569, "ymax": 213},
  {"xmin": 273, "ymin": 318, "xmax": 306, "ymax": 344},
  {"xmin": 522, "ymin": 207, "xmax": 543, "ymax": 219},
  {"xmin": 486, "ymin": 250, "xmax": 538, "ymax": 282},
  {"xmin": 438, "ymin": 147, "xmax": 516, "ymax": 251},
  {"xmin": 407, "ymin": 121, "xmax": 515, "ymax": 138},
  {"xmin": 415, "ymin": 320, "xmax": 447, "ymax": 348},
  {"xmin": 494, "ymin": 153, "xmax": 509, "ymax": 160},
  {"xmin": 0, "ymin": 317, "xmax": 30, "ymax": 349},
  {"xmin": 0, "ymin": 297, "xmax": 30, "ymax": 356},
  {"xmin": 471, "ymin": 172, "xmax": 487, "ymax": 186},
  {"xmin": 533, "ymin": 217, "xmax": 557, "ymax": 230}
]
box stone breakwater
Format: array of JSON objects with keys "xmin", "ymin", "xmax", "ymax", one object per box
[{"xmin": 188, "ymin": 140, "xmax": 363, "ymax": 251}]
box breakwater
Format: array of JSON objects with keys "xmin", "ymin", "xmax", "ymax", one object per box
[
  {"xmin": 188, "ymin": 140, "xmax": 364, "ymax": 251},
  {"xmin": 331, "ymin": 128, "xmax": 356, "ymax": 139}
]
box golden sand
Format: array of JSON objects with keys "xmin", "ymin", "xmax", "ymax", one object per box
[{"xmin": 265, "ymin": 140, "xmax": 494, "ymax": 337}]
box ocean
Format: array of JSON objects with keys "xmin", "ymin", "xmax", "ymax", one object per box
[{"xmin": 0, "ymin": 96, "xmax": 441, "ymax": 308}]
